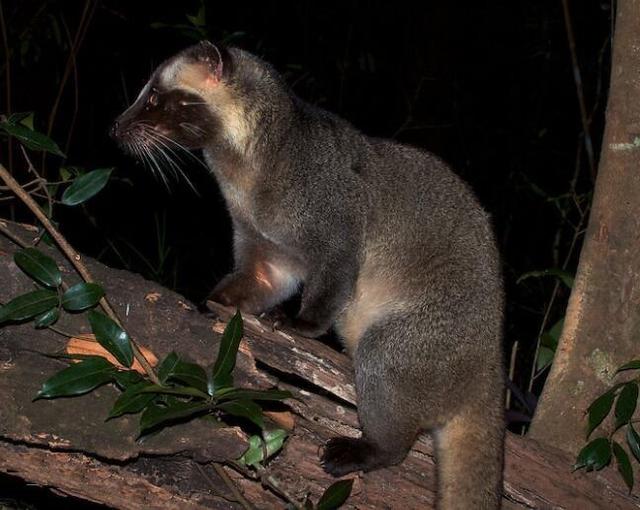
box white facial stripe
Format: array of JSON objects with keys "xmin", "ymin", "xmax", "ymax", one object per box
[
  {"xmin": 160, "ymin": 59, "xmax": 182, "ymax": 88},
  {"xmin": 147, "ymin": 57, "xmax": 253, "ymax": 154}
]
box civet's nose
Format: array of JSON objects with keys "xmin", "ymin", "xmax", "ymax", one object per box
[{"xmin": 109, "ymin": 120, "xmax": 120, "ymax": 139}]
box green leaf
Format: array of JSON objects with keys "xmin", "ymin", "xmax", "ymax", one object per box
[
  {"xmin": 61, "ymin": 168, "xmax": 113, "ymax": 206},
  {"xmin": 212, "ymin": 311, "xmax": 243, "ymax": 389},
  {"xmin": 516, "ymin": 268, "xmax": 574, "ymax": 289},
  {"xmin": 19, "ymin": 113, "xmax": 34, "ymax": 130},
  {"xmin": 316, "ymin": 479, "xmax": 355, "ymax": 510},
  {"xmin": 0, "ymin": 289, "xmax": 59, "ymax": 323},
  {"xmin": 626, "ymin": 423, "xmax": 640, "ymax": 463},
  {"xmin": 59, "ymin": 166, "xmax": 73, "ymax": 182},
  {"xmin": 14, "ymin": 248, "xmax": 62, "ymax": 288},
  {"xmin": 612, "ymin": 441, "xmax": 634, "ymax": 492},
  {"xmin": 139, "ymin": 384, "xmax": 210, "ymax": 399},
  {"xmin": 238, "ymin": 435, "xmax": 263, "ymax": 466},
  {"xmin": 615, "ymin": 382, "xmax": 638, "ymax": 430},
  {"xmin": 88, "ymin": 311, "xmax": 134, "ymax": 368},
  {"xmin": 587, "ymin": 391, "xmax": 615, "ymax": 438},
  {"xmin": 0, "ymin": 120, "xmax": 65, "ymax": 156},
  {"xmin": 109, "ymin": 381, "xmax": 155, "ymax": 418},
  {"xmin": 36, "ymin": 358, "xmax": 116, "ymax": 398},
  {"xmin": 186, "ymin": 5, "xmax": 206, "ymax": 27},
  {"xmin": 540, "ymin": 318, "xmax": 563, "ymax": 350},
  {"xmin": 113, "ymin": 370, "xmax": 144, "ymax": 389},
  {"xmin": 34, "ymin": 307, "xmax": 60, "ymax": 329},
  {"xmin": 7, "ymin": 112, "xmax": 33, "ymax": 127},
  {"xmin": 535, "ymin": 346, "xmax": 555, "ymax": 372},
  {"xmin": 216, "ymin": 399, "xmax": 264, "ymax": 428},
  {"xmin": 574, "ymin": 437, "xmax": 612, "ymax": 471},
  {"xmin": 169, "ymin": 360, "xmax": 209, "ymax": 394},
  {"xmin": 158, "ymin": 351, "xmax": 179, "ymax": 383},
  {"xmin": 139, "ymin": 401, "xmax": 210, "ymax": 433},
  {"xmin": 262, "ymin": 428, "xmax": 287, "ymax": 457},
  {"xmin": 617, "ymin": 360, "xmax": 640, "ymax": 373},
  {"xmin": 61, "ymin": 282, "xmax": 104, "ymax": 312},
  {"xmin": 238, "ymin": 428, "xmax": 287, "ymax": 466},
  {"xmin": 215, "ymin": 388, "xmax": 292, "ymax": 402}
]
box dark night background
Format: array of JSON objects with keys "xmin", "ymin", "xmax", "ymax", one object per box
[{"xmin": 0, "ymin": 0, "xmax": 612, "ymax": 505}]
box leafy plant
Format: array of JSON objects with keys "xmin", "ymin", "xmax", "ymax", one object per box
[
  {"xmin": 308, "ymin": 479, "xmax": 354, "ymax": 510},
  {"xmin": 61, "ymin": 168, "xmax": 113, "ymax": 206},
  {"xmin": 0, "ymin": 112, "xmax": 64, "ymax": 156},
  {"xmin": 0, "ymin": 112, "xmax": 114, "ymax": 233},
  {"xmin": 0, "ymin": 264, "xmax": 292, "ymax": 436},
  {"xmin": 576, "ymin": 361, "xmax": 640, "ymax": 492},
  {"xmin": 516, "ymin": 268, "xmax": 574, "ymax": 289}
]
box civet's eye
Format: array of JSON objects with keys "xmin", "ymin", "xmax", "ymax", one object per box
[{"xmin": 179, "ymin": 100, "xmax": 188, "ymax": 106}]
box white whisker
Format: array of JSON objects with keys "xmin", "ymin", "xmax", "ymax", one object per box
[
  {"xmin": 125, "ymin": 121, "xmax": 207, "ymax": 195},
  {"xmin": 144, "ymin": 130, "xmax": 198, "ymax": 194},
  {"xmin": 152, "ymin": 129, "xmax": 210, "ymax": 173}
]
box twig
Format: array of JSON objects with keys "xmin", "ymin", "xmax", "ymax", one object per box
[
  {"xmin": 0, "ymin": 220, "xmax": 28, "ymax": 248},
  {"xmin": 526, "ymin": 138, "xmax": 590, "ymax": 394},
  {"xmin": 0, "ymin": 163, "xmax": 161, "ymax": 385},
  {"xmin": 47, "ymin": 325, "xmax": 95, "ymax": 342},
  {"xmin": 60, "ymin": 15, "xmax": 80, "ymax": 156},
  {"xmin": 193, "ymin": 463, "xmax": 244, "ymax": 506},
  {"xmin": 44, "ymin": 0, "xmax": 97, "ymax": 170},
  {"xmin": 211, "ymin": 463, "xmax": 255, "ymax": 510},
  {"xmin": 0, "ymin": 178, "xmax": 47, "ymax": 190},
  {"xmin": 561, "ymin": 0, "xmax": 596, "ymax": 180},
  {"xmin": 226, "ymin": 460, "xmax": 304, "ymax": 509},
  {"xmin": 254, "ymin": 464, "xmax": 304, "ymax": 510},
  {"xmin": 393, "ymin": 76, "xmax": 429, "ymax": 139},
  {"xmin": 505, "ymin": 340, "xmax": 518, "ymax": 410},
  {"xmin": 21, "ymin": 146, "xmax": 55, "ymax": 216},
  {"xmin": 0, "ymin": 0, "xmax": 13, "ymax": 192}
]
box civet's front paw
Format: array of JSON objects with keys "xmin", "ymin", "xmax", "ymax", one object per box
[
  {"xmin": 321, "ymin": 437, "xmax": 376, "ymax": 477},
  {"xmin": 208, "ymin": 274, "xmax": 262, "ymax": 314}
]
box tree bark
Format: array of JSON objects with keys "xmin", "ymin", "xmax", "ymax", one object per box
[
  {"xmin": 0, "ymin": 221, "xmax": 638, "ymax": 508},
  {"xmin": 530, "ymin": 0, "xmax": 640, "ymax": 455}
]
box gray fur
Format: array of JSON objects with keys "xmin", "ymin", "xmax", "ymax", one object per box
[{"xmin": 113, "ymin": 42, "xmax": 505, "ymax": 509}]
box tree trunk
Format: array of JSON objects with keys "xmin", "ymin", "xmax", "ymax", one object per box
[{"xmin": 529, "ymin": 0, "xmax": 640, "ymax": 454}]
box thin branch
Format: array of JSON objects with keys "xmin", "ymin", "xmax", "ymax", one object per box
[
  {"xmin": 21, "ymin": 146, "xmax": 55, "ymax": 215},
  {"xmin": 44, "ymin": 0, "xmax": 97, "ymax": 170},
  {"xmin": 0, "ymin": 163, "xmax": 160, "ymax": 385},
  {"xmin": 211, "ymin": 463, "xmax": 255, "ymax": 510},
  {"xmin": 505, "ymin": 340, "xmax": 518, "ymax": 410},
  {"xmin": 561, "ymin": 0, "xmax": 596, "ymax": 180},
  {"xmin": 48, "ymin": 325, "xmax": 95, "ymax": 342},
  {"xmin": 254, "ymin": 464, "xmax": 304, "ymax": 510},
  {"xmin": 0, "ymin": 0, "xmax": 13, "ymax": 185},
  {"xmin": 194, "ymin": 463, "xmax": 242, "ymax": 505},
  {"xmin": 60, "ymin": 15, "xmax": 80, "ymax": 156},
  {"xmin": 226, "ymin": 460, "xmax": 303, "ymax": 510},
  {"xmin": 526, "ymin": 138, "xmax": 590, "ymax": 393},
  {"xmin": 0, "ymin": 220, "xmax": 28, "ymax": 248}
]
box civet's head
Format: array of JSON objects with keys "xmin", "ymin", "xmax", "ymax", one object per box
[{"xmin": 111, "ymin": 42, "xmax": 269, "ymax": 184}]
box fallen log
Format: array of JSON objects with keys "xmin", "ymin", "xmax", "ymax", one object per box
[{"xmin": 0, "ymin": 221, "xmax": 637, "ymax": 508}]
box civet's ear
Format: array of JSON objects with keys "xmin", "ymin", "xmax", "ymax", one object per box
[{"xmin": 190, "ymin": 40, "xmax": 226, "ymax": 82}]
